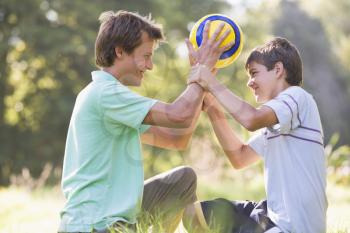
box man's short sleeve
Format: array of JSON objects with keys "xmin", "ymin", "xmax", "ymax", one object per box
[
  {"xmin": 100, "ymin": 83, "xmax": 157, "ymax": 130},
  {"xmin": 139, "ymin": 124, "xmax": 151, "ymax": 134},
  {"xmin": 263, "ymin": 86, "xmax": 306, "ymax": 133}
]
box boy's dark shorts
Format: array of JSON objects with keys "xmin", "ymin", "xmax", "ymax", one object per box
[{"xmin": 200, "ymin": 198, "xmax": 283, "ymax": 233}]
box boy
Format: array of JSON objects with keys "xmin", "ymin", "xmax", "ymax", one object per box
[
  {"xmin": 58, "ymin": 10, "xmax": 231, "ymax": 233},
  {"xmin": 184, "ymin": 37, "xmax": 327, "ymax": 233}
]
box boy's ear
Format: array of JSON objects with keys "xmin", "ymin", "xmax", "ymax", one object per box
[
  {"xmin": 115, "ymin": 47, "xmax": 123, "ymax": 59},
  {"xmin": 274, "ymin": 61, "xmax": 284, "ymax": 78}
]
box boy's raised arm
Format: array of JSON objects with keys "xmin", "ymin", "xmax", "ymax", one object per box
[
  {"xmin": 203, "ymin": 93, "xmax": 260, "ymax": 169},
  {"xmin": 188, "ymin": 66, "xmax": 278, "ymax": 131}
]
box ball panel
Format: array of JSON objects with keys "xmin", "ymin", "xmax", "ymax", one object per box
[
  {"xmin": 189, "ymin": 20, "xmax": 201, "ymax": 50},
  {"xmin": 189, "ymin": 14, "xmax": 243, "ymax": 68},
  {"xmin": 208, "ymin": 21, "xmax": 235, "ymax": 49}
]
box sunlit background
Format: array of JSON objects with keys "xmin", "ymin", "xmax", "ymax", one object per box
[{"xmin": 1, "ymin": 0, "xmax": 350, "ymax": 232}]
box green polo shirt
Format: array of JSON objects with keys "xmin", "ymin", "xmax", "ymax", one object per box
[{"xmin": 59, "ymin": 70, "xmax": 157, "ymax": 232}]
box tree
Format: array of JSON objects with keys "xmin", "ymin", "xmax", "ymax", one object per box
[
  {"xmin": 0, "ymin": 0, "xmax": 229, "ymax": 185},
  {"xmin": 273, "ymin": 0, "xmax": 350, "ymax": 144}
]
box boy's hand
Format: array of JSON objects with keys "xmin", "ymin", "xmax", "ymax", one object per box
[{"xmin": 185, "ymin": 21, "xmax": 234, "ymax": 69}]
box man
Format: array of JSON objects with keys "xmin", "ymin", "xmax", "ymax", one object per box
[{"xmin": 59, "ymin": 10, "xmax": 231, "ymax": 233}]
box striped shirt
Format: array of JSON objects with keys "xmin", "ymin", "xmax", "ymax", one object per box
[{"xmin": 249, "ymin": 86, "xmax": 327, "ymax": 233}]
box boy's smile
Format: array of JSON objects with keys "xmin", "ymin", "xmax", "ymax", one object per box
[{"xmin": 246, "ymin": 61, "xmax": 287, "ymax": 103}]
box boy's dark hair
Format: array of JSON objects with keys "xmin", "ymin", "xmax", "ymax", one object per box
[
  {"xmin": 95, "ymin": 10, "xmax": 164, "ymax": 68},
  {"xmin": 245, "ymin": 37, "xmax": 303, "ymax": 86}
]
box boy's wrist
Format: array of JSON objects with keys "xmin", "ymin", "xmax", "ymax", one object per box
[{"xmin": 207, "ymin": 105, "xmax": 225, "ymax": 119}]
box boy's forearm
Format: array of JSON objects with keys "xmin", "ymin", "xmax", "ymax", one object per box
[
  {"xmin": 208, "ymin": 80, "xmax": 258, "ymax": 130},
  {"xmin": 207, "ymin": 107, "xmax": 245, "ymax": 163},
  {"xmin": 207, "ymin": 108, "xmax": 243, "ymax": 149},
  {"xmin": 206, "ymin": 104, "xmax": 225, "ymax": 121}
]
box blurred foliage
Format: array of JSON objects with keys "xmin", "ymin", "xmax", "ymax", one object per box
[
  {"xmin": 1, "ymin": 0, "xmax": 350, "ymax": 186},
  {"xmin": 273, "ymin": 0, "xmax": 350, "ymax": 145},
  {"xmin": 0, "ymin": 0, "xmax": 229, "ymax": 185},
  {"xmin": 326, "ymin": 134, "xmax": 350, "ymax": 185},
  {"xmin": 300, "ymin": 0, "xmax": 350, "ymax": 79}
]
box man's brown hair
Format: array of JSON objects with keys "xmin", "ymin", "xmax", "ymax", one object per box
[
  {"xmin": 95, "ymin": 10, "xmax": 164, "ymax": 68},
  {"xmin": 245, "ymin": 37, "xmax": 303, "ymax": 86}
]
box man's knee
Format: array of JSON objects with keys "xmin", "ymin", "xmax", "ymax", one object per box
[
  {"xmin": 168, "ymin": 166, "xmax": 197, "ymax": 205},
  {"xmin": 180, "ymin": 166, "xmax": 197, "ymax": 185},
  {"xmin": 173, "ymin": 166, "xmax": 197, "ymax": 185},
  {"xmin": 175, "ymin": 166, "xmax": 197, "ymax": 196}
]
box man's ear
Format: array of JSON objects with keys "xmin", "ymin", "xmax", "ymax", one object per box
[
  {"xmin": 115, "ymin": 47, "xmax": 123, "ymax": 59},
  {"xmin": 274, "ymin": 61, "xmax": 285, "ymax": 79}
]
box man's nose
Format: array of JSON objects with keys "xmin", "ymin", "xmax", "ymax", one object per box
[{"xmin": 147, "ymin": 60, "xmax": 153, "ymax": 70}]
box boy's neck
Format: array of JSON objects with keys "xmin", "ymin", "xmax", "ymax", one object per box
[{"xmin": 271, "ymin": 81, "xmax": 291, "ymax": 99}]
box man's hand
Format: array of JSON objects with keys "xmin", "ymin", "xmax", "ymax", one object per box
[
  {"xmin": 188, "ymin": 64, "xmax": 216, "ymax": 90},
  {"xmin": 185, "ymin": 21, "xmax": 234, "ymax": 69}
]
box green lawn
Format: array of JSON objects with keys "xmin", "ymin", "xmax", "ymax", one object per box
[
  {"xmin": 326, "ymin": 182, "xmax": 350, "ymax": 232},
  {"xmin": 0, "ymin": 186, "xmax": 64, "ymax": 233},
  {"xmin": 0, "ymin": 180, "xmax": 349, "ymax": 233}
]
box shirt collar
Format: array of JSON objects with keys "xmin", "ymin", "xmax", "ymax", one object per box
[{"xmin": 91, "ymin": 70, "xmax": 120, "ymax": 83}]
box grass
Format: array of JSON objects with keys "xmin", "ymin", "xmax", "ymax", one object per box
[
  {"xmin": 0, "ymin": 179, "xmax": 349, "ymax": 233},
  {"xmin": 0, "ymin": 186, "xmax": 63, "ymax": 233},
  {"xmin": 326, "ymin": 182, "xmax": 350, "ymax": 232}
]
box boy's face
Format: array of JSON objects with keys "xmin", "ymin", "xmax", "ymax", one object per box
[
  {"xmin": 118, "ymin": 32, "xmax": 155, "ymax": 86},
  {"xmin": 246, "ymin": 61, "xmax": 279, "ymax": 103}
]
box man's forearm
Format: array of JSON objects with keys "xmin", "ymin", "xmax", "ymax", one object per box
[
  {"xmin": 165, "ymin": 97, "xmax": 203, "ymax": 149},
  {"xmin": 142, "ymin": 89, "xmax": 203, "ymax": 150},
  {"xmin": 168, "ymin": 83, "xmax": 204, "ymax": 127}
]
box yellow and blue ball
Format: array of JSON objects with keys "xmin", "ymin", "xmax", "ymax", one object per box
[{"xmin": 189, "ymin": 14, "xmax": 243, "ymax": 68}]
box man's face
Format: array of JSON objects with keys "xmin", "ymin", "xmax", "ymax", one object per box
[
  {"xmin": 120, "ymin": 32, "xmax": 155, "ymax": 86},
  {"xmin": 246, "ymin": 61, "xmax": 279, "ymax": 103}
]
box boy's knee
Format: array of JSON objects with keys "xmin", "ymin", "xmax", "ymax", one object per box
[{"xmin": 201, "ymin": 198, "xmax": 237, "ymax": 232}]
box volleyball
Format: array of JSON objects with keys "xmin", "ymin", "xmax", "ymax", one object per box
[{"xmin": 189, "ymin": 14, "xmax": 243, "ymax": 68}]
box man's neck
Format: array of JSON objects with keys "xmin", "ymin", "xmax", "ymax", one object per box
[
  {"xmin": 102, "ymin": 66, "xmax": 129, "ymax": 86},
  {"xmin": 102, "ymin": 66, "xmax": 118, "ymax": 78}
]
